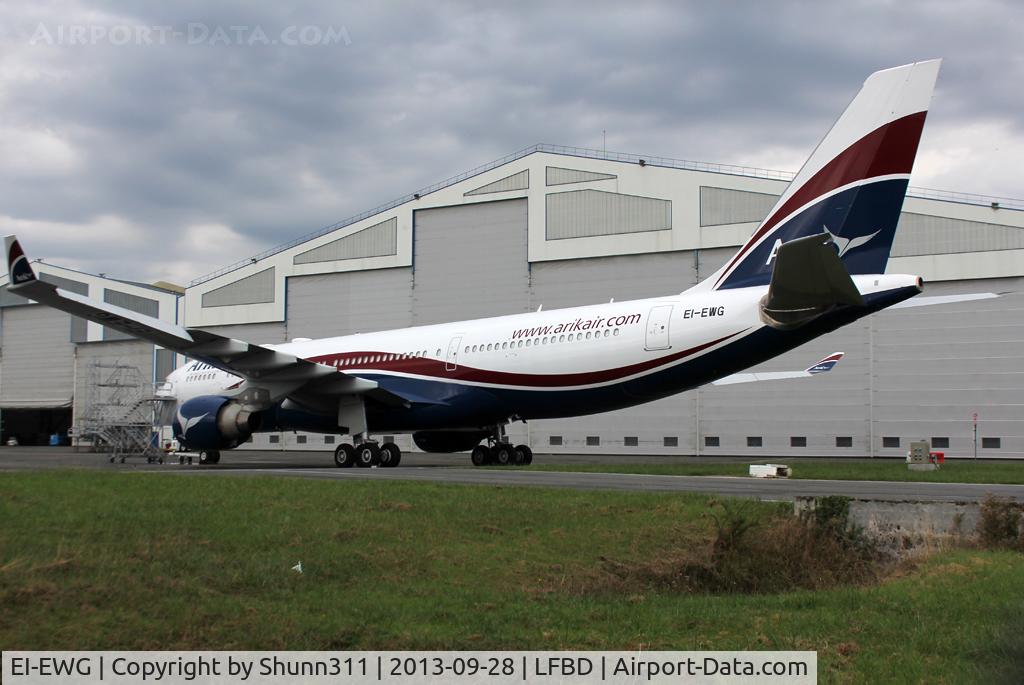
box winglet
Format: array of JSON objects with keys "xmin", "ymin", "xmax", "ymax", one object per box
[
  {"xmin": 4, "ymin": 235, "xmax": 38, "ymax": 288},
  {"xmin": 806, "ymin": 352, "xmax": 844, "ymax": 374}
]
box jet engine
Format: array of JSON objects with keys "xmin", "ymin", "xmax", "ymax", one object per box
[
  {"xmin": 173, "ymin": 395, "xmax": 262, "ymax": 450},
  {"xmin": 412, "ymin": 429, "xmax": 491, "ymax": 453}
]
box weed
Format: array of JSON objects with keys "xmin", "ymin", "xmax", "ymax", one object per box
[
  {"xmin": 597, "ymin": 497, "xmax": 883, "ymax": 595},
  {"xmin": 977, "ymin": 495, "xmax": 1024, "ymax": 551}
]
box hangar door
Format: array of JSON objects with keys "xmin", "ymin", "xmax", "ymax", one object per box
[
  {"xmin": 0, "ymin": 306, "xmax": 75, "ymax": 408},
  {"xmin": 0, "ymin": 305, "xmax": 76, "ymax": 445},
  {"xmin": 413, "ymin": 198, "xmax": 529, "ymax": 325}
]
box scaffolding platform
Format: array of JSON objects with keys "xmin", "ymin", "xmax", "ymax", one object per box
[{"xmin": 76, "ymin": 361, "xmax": 176, "ymax": 463}]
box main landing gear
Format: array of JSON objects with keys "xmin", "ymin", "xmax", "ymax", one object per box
[
  {"xmin": 333, "ymin": 440, "xmax": 401, "ymax": 468},
  {"xmin": 470, "ymin": 425, "xmax": 533, "ymax": 467}
]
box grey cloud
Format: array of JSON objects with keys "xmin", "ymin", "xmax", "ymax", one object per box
[{"xmin": 0, "ymin": 0, "xmax": 1021, "ymax": 283}]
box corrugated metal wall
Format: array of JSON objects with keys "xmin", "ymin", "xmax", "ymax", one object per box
[
  {"xmin": 464, "ymin": 170, "xmax": 529, "ymax": 196},
  {"xmin": 870, "ymin": 281, "xmax": 1024, "ymax": 458},
  {"xmin": 413, "ymin": 199, "xmax": 529, "ymax": 325},
  {"xmin": 293, "ymin": 217, "xmax": 398, "ymax": 264},
  {"xmin": 0, "ymin": 274, "xmax": 89, "ymax": 343},
  {"xmin": 699, "ymin": 186, "xmax": 779, "ymax": 226},
  {"xmin": 699, "ymin": 323, "xmax": 871, "ymax": 457},
  {"xmin": 546, "ymin": 166, "xmax": 617, "ymax": 186},
  {"xmin": 155, "ymin": 348, "xmax": 176, "ymax": 383},
  {"xmin": 103, "ymin": 288, "xmax": 160, "ymax": 341},
  {"xmin": 892, "ymin": 213, "xmax": 1024, "ymax": 256},
  {"xmin": 0, "ymin": 306, "xmax": 75, "ymax": 407},
  {"xmin": 198, "ymin": 321, "xmax": 287, "ymax": 345},
  {"xmin": 530, "ymin": 252, "xmax": 697, "ymax": 308},
  {"xmin": 287, "ymin": 269, "xmax": 413, "ymax": 339},
  {"xmin": 201, "ymin": 267, "xmax": 275, "ymax": 308},
  {"xmin": 546, "ymin": 189, "xmax": 671, "ymax": 239}
]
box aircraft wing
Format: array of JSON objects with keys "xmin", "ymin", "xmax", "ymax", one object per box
[
  {"xmin": 3, "ymin": 235, "xmax": 387, "ymax": 408},
  {"xmin": 887, "ymin": 292, "xmax": 999, "ymax": 309},
  {"xmin": 712, "ymin": 352, "xmax": 844, "ymax": 386}
]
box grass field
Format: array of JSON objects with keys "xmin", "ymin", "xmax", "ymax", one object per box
[
  {"xmin": 524, "ymin": 458, "xmax": 1024, "ymax": 484},
  {"xmin": 2, "ymin": 471, "xmax": 1023, "ymax": 683}
]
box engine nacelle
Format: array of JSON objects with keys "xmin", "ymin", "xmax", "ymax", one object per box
[
  {"xmin": 412, "ymin": 429, "xmax": 491, "ymax": 453},
  {"xmin": 173, "ymin": 395, "xmax": 262, "ymax": 450}
]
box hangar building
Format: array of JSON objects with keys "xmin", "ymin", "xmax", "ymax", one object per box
[
  {"xmin": 182, "ymin": 144, "xmax": 1024, "ymax": 459},
  {"xmin": 0, "ymin": 266, "xmax": 180, "ymax": 445},
  {"xmin": 4, "ymin": 144, "xmax": 1023, "ymax": 458}
]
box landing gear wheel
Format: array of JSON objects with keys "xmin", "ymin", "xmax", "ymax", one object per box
[
  {"xmin": 198, "ymin": 450, "xmax": 220, "ymax": 465},
  {"xmin": 514, "ymin": 444, "xmax": 533, "ymax": 466},
  {"xmin": 334, "ymin": 443, "xmax": 356, "ymax": 468},
  {"xmin": 379, "ymin": 442, "xmax": 402, "ymax": 467},
  {"xmin": 355, "ymin": 442, "xmax": 380, "ymax": 467},
  {"xmin": 492, "ymin": 443, "xmax": 514, "ymax": 466},
  {"xmin": 471, "ymin": 445, "xmax": 491, "ymax": 466}
]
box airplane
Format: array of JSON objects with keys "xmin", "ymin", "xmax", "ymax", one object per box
[{"xmin": 4, "ymin": 59, "xmax": 978, "ymax": 468}]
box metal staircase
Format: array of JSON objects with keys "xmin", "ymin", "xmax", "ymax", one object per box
[{"xmin": 77, "ymin": 362, "xmax": 175, "ymax": 463}]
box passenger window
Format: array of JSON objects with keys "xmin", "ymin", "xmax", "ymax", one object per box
[
  {"xmin": 502, "ymin": 342, "xmax": 508, "ymax": 349},
  {"xmin": 559, "ymin": 335, "xmax": 565, "ymax": 342},
  {"xmin": 526, "ymin": 339, "xmax": 531, "ymax": 347}
]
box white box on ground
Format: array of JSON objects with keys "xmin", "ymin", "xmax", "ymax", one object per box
[{"xmin": 749, "ymin": 463, "xmax": 791, "ymax": 478}]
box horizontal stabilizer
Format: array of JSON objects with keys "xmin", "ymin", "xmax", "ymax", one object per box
[
  {"xmin": 759, "ymin": 233, "xmax": 864, "ymax": 329},
  {"xmin": 713, "ymin": 352, "xmax": 844, "ymax": 386}
]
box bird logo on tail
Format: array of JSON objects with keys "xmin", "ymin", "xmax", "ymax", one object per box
[{"xmin": 824, "ymin": 226, "xmax": 881, "ymax": 258}]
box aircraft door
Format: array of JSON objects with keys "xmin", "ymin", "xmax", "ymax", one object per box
[
  {"xmin": 445, "ymin": 335, "xmax": 463, "ymax": 371},
  {"xmin": 645, "ymin": 305, "xmax": 674, "ymax": 351}
]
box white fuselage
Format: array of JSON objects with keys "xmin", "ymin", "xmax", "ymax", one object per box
[{"xmin": 165, "ymin": 274, "xmax": 918, "ymax": 420}]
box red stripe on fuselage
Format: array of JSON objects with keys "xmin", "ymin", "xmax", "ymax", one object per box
[
  {"xmin": 714, "ymin": 111, "xmax": 927, "ymax": 288},
  {"xmin": 310, "ymin": 329, "xmax": 747, "ymax": 389}
]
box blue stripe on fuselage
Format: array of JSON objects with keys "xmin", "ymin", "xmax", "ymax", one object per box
[{"xmin": 354, "ymin": 285, "xmax": 920, "ymax": 431}]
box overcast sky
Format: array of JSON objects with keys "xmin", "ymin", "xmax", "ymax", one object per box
[{"xmin": 1, "ymin": 1, "xmax": 1021, "ymax": 285}]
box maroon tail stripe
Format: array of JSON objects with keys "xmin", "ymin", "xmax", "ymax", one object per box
[
  {"xmin": 311, "ymin": 329, "xmax": 747, "ymax": 388},
  {"xmin": 714, "ymin": 111, "xmax": 927, "ymax": 288}
]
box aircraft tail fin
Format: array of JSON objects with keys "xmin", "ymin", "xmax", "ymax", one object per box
[
  {"xmin": 806, "ymin": 352, "xmax": 844, "ymax": 374},
  {"xmin": 699, "ymin": 59, "xmax": 941, "ymax": 292},
  {"xmin": 5, "ymin": 235, "xmax": 39, "ymax": 288}
]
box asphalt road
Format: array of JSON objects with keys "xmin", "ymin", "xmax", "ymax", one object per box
[{"xmin": 2, "ymin": 446, "xmax": 1023, "ymax": 503}]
